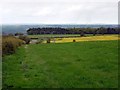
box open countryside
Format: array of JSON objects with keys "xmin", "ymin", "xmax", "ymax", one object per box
[
  {"xmin": 28, "ymin": 34, "xmax": 119, "ymax": 43},
  {"xmin": 1, "ymin": 0, "xmax": 119, "ymax": 88},
  {"xmin": 2, "ymin": 33, "xmax": 119, "ymax": 88},
  {"xmin": 2, "ymin": 25, "xmax": 119, "ymax": 88}
]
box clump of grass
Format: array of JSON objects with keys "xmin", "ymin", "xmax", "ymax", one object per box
[{"xmin": 2, "ymin": 36, "xmax": 24, "ymax": 56}]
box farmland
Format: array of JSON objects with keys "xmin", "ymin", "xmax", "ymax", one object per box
[
  {"xmin": 28, "ymin": 34, "xmax": 82, "ymax": 38},
  {"xmin": 2, "ymin": 40, "xmax": 118, "ymax": 88},
  {"xmin": 29, "ymin": 34, "xmax": 119, "ymax": 43},
  {"xmin": 55, "ymin": 35, "xmax": 118, "ymax": 43},
  {"xmin": 28, "ymin": 34, "xmax": 118, "ymax": 38}
]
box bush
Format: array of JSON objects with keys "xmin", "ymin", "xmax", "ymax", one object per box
[
  {"xmin": 15, "ymin": 32, "xmax": 24, "ymax": 36},
  {"xmin": 80, "ymin": 31, "xmax": 85, "ymax": 37},
  {"xmin": 19, "ymin": 35, "xmax": 31, "ymax": 44},
  {"xmin": 73, "ymin": 39, "xmax": 76, "ymax": 42},
  {"xmin": 36, "ymin": 38, "xmax": 44, "ymax": 44},
  {"xmin": 2, "ymin": 36, "xmax": 24, "ymax": 56},
  {"xmin": 46, "ymin": 38, "xmax": 51, "ymax": 43}
]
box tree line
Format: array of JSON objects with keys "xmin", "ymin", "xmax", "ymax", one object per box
[{"xmin": 27, "ymin": 27, "xmax": 119, "ymax": 35}]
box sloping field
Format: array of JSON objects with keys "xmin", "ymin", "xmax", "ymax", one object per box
[{"xmin": 2, "ymin": 40, "xmax": 118, "ymax": 88}]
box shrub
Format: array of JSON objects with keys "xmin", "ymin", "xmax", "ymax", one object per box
[
  {"xmin": 8, "ymin": 33, "xmax": 14, "ymax": 36},
  {"xmin": 19, "ymin": 35, "xmax": 31, "ymax": 44},
  {"xmin": 36, "ymin": 38, "xmax": 44, "ymax": 44},
  {"xmin": 46, "ymin": 38, "xmax": 51, "ymax": 43},
  {"xmin": 2, "ymin": 36, "xmax": 24, "ymax": 56},
  {"xmin": 36, "ymin": 41, "xmax": 40, "ymax": 44},
  {"xmin": 15, "ymin": 32, "xmax": 24, "ymax": 36},
  {"xmin": 80, "ymin": 31, "xmax": 85, "ymax": 37},
  {"xmin": 73, "ymin": 39, "xmax": 76, "ymax": 42}
]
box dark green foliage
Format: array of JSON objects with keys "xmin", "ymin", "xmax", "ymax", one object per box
[
  {"xmin": 93, "ymin": 29, "xmax": 98, "ymax": 36},
  {"xmin": 27, "ymin": 27, "xmax": 119, "ymax": 35},
  {"xmin": 19, "ymin": 35, "xmax": 31, "ymax": 44},
  {"xmin": 98, "ymin": 27, "xmax": 107, "ymax": 35},
  {"xmin": 80, "ymin": 31, "xmax": 85, "ymax": 37}
]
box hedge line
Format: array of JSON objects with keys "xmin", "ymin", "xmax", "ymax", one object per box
[{"xmin": 2, "ymin": 36, "xmax": 24, "ymax": 56}]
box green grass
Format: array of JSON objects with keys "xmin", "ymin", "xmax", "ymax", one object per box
[
  {"xmin": 28, "ymin": 34, "xmax": 117, "ymax": 38},
  {"xmin": 2, "ymin": 40, "xmax": 118, "ymax": 88},
  {"xmin": 28, "ymin": 34, "xmax": 90, "ymax": 38}
]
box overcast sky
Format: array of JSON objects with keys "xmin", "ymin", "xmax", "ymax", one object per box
[{"xmin": 0, "ymin": 0, "xmax": 119, "ymax": 24}]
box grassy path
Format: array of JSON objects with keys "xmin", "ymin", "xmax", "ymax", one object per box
[{"xmin": 2, "ymin": 40, "xmax": 118, "ymax": 88}]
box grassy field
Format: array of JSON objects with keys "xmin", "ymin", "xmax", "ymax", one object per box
[
  {"xmin": 28, "ymin": 34, "xmax": 81, "ymax": 38},
  {"xmin": 28, "ymin": 34, "xmax": 118, "ymax": 38},
  {"xmin": 29, "ymin": 34, "xmax": 119, "ymax": 44},
  {"xmin": 2, "ymin": 40, "xmax": 118, "ymax": 88}
]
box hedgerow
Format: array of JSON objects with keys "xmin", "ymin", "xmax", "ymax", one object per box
[{"xmin": 2, "ymin": 36, "xmax": 24, "ymax": 56}]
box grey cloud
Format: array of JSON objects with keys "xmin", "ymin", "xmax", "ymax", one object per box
[{"xmin": 0, "ymin": 0, "xmax": 118, "ymax": 24}]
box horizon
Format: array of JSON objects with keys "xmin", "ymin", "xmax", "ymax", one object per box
[{"xmin": 1, "ymin": 23, "xmax": 118, "ymax": 25}]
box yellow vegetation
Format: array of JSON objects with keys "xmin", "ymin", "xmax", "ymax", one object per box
[{"xmin": 54, "ymin": 35, "xmax": 119, "ymax": 43}]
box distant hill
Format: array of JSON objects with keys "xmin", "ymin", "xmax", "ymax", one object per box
[{"xmin": 2, "ymin": 24, "xmax": 118, "ymax": 34}]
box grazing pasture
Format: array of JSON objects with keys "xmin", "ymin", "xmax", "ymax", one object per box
[{"xmin": 2, "ymin": 40, "xmax": 118, "ymax": 88}]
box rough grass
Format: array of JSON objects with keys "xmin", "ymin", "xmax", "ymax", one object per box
[{"xmin": 2, "ymin": 40, "xmax": 118, "ymax": 88}]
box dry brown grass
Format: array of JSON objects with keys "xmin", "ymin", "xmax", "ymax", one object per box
[{"xmin": 2, "ymin": 36, "xmax": 24, "ymax": 56}]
